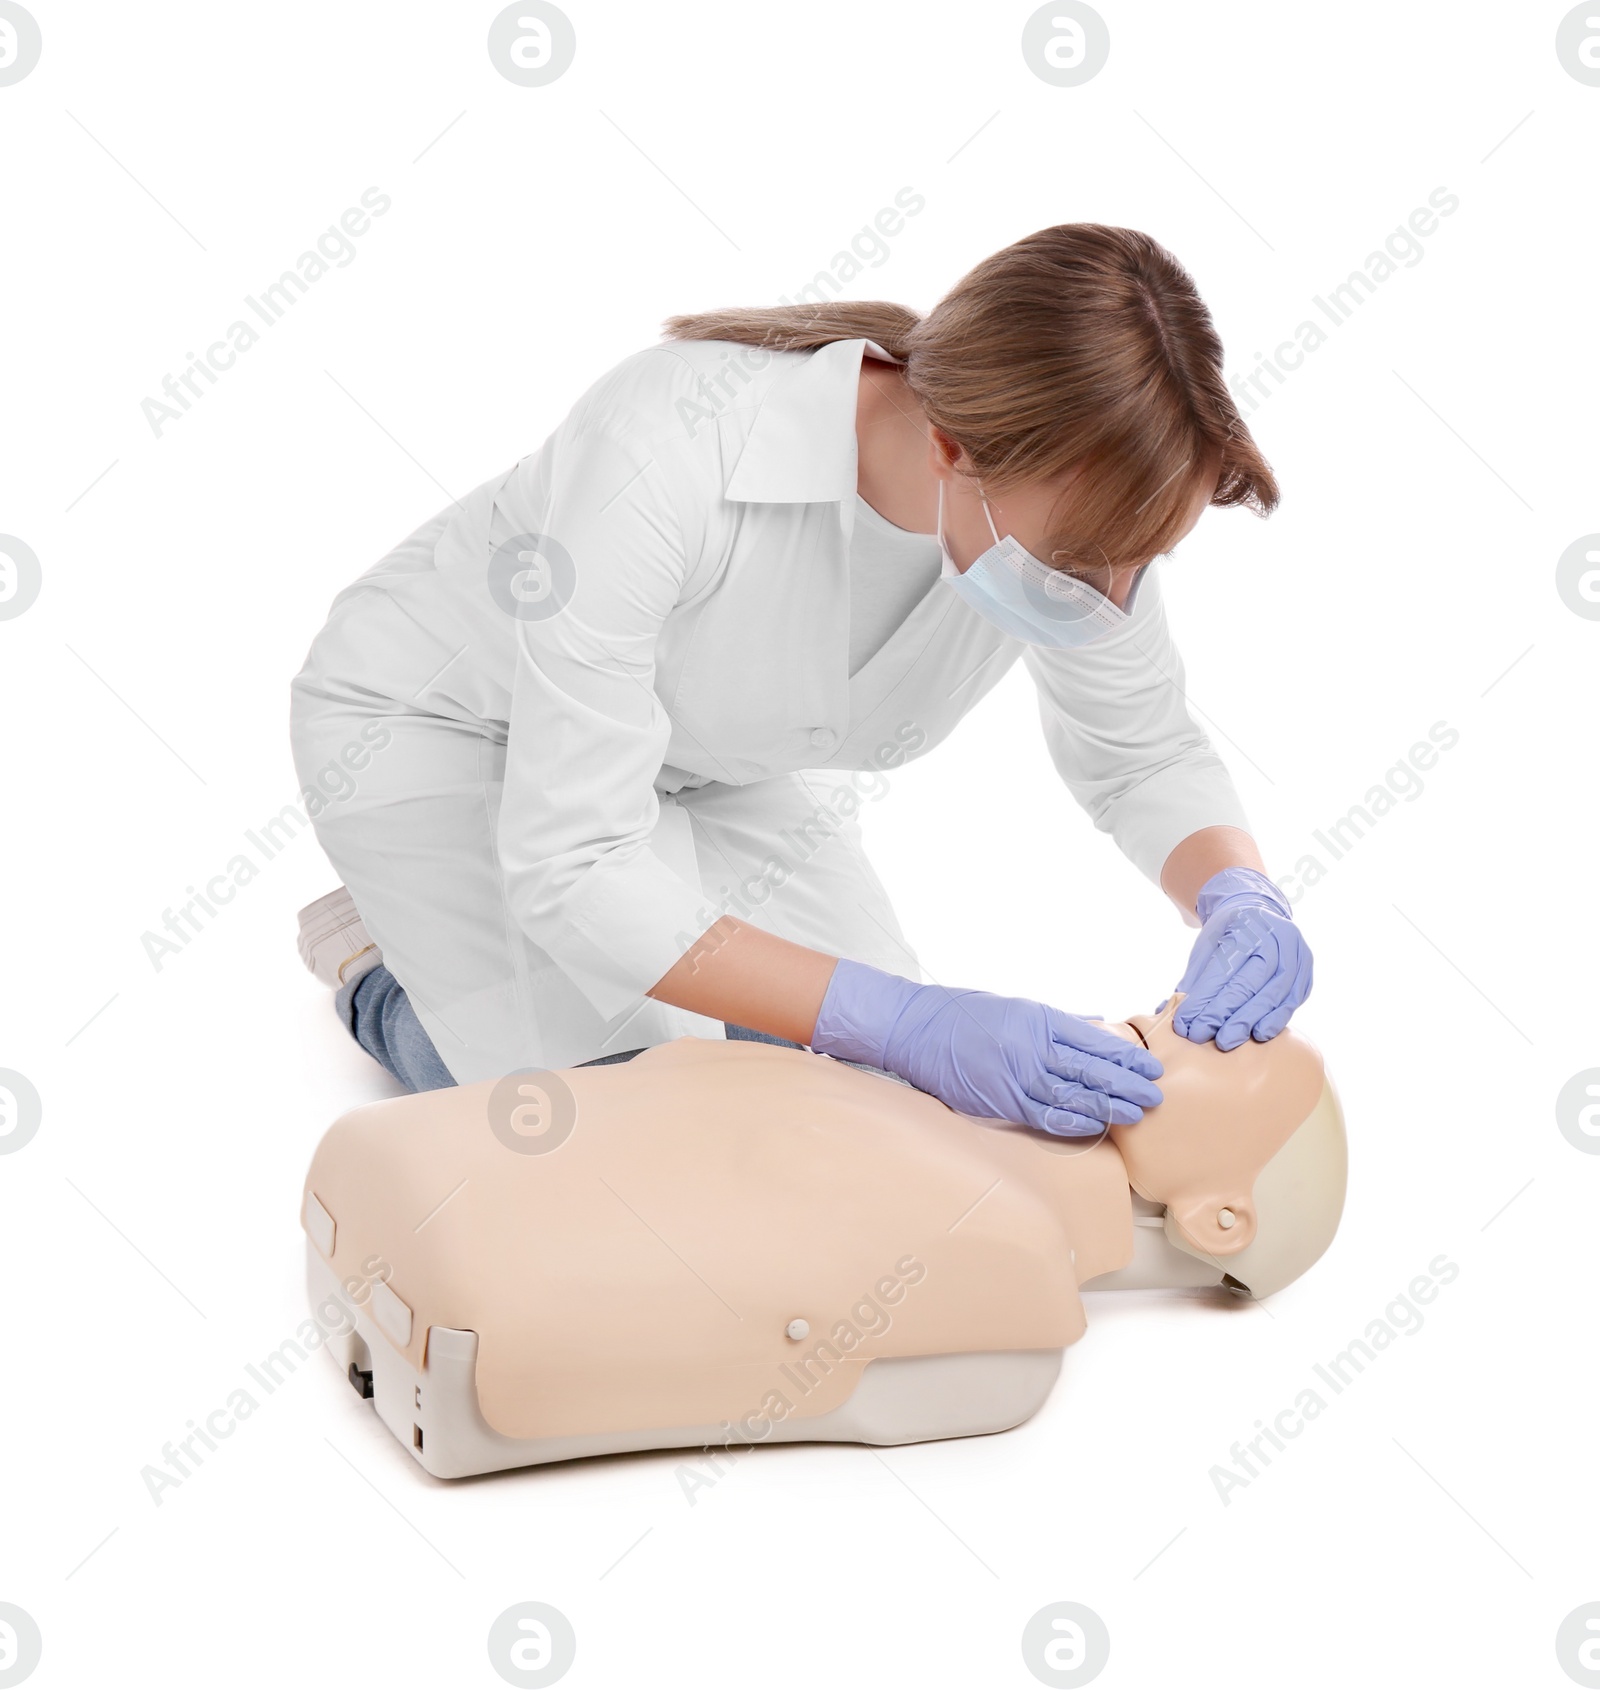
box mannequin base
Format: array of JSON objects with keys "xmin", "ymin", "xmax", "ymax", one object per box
[{"xmin": 309, "ymin": 1246, "xmax": 1065, "ymax": 1478}]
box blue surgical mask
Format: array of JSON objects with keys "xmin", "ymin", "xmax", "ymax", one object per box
[{"xmin": 937, "ymin": 481, "xmax": 1143, "ymax": 648}]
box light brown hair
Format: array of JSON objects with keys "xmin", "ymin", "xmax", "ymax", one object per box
[{"xmin": 663, "ymin": 224, "xmax": 1276, "ymax": 571}]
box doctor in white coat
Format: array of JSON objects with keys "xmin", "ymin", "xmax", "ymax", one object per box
[{"xmin": 291, "ymin": 224, "xmax": 1312, "ymax": 1135}]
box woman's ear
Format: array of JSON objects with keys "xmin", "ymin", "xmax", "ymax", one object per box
[{"xmin": 928, "ymin": 426, "xmax": 969, "ymax": 476}]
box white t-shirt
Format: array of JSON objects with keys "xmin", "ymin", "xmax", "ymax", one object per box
[{"xmin": 846, "ymin": 494, "xmax": 942, "ymax": 676}]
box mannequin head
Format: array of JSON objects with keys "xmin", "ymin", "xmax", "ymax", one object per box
[{"xmin": 1092, "ymin": 996, "xmax": 1347, "ymax": 1299}]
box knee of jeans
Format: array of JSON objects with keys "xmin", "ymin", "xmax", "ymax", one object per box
[{"xmin": 723, "ymin": 1022, "xmax": 805, "ymax": 1050}]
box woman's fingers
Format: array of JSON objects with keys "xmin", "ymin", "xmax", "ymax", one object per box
[
  {"xmin": 1042, "ymin": 1047, "xmax": 1164, "ymax": 1109},
  {"xmin": 1040, "ymin": 1106, "xmax": 1115, "ymax": 1138},
  {"xmin": 1175, "ymin": 949, "xmax": 1276, "ymax": 1040},
  {"xmin": 1215, "ymin": 974, "xmax": 1291, "ymax": 1050},
  {"xmin": 1044, "ymin": 1010, "xmax": 1163, "ymax": 1080},
  {"xmin": 1034, "ymin": 1083, "xmax": 1145, "ymax": 1126},
  {"xmin": 1171, "ymin": 942, "xmax": 1241, "ymax": 1026},
  {"xmin": 1253, "ymin": 946, "xmax": 1313, "ymax": 1041}
]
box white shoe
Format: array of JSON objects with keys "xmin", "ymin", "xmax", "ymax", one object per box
[{"xmin": 297, "ymin": 886, "xmax": 382, "ymax": 990}]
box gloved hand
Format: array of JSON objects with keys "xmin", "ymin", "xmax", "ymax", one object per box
[
  {"xmin": 1171, "ymin": 867, "xmax": 1312, "ymax": 1051},
  {"xmin": 811, "ymin": 958, "xmax": 1163, "ymax": 1137}
]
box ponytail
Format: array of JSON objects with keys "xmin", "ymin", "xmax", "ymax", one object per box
[{"xmin": 662, "ymin": 302, "xmax": 921, "ymax": 362}]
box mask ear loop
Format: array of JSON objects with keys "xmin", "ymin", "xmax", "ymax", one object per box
[
  {"xmin": 978, "ymin": 494, "xmax": 1004, "ymax": 547},
  {"xmin": 937, "ymin": 476, "xmax": 1005, "ymax": 567}
]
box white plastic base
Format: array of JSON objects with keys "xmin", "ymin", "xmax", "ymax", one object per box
[{"xmin": 307, "ymin": 1245, "xmax": 1063, "ymax": 1479}]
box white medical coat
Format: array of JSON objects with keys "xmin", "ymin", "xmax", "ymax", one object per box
[{"xmin": 290, "ymin": 336, "xmax": 1248, "ymax": 1081}]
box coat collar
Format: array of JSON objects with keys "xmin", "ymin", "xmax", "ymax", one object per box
[{"xmin": 722, "ymin": 337, "xmax": 900, "ymax": 505}]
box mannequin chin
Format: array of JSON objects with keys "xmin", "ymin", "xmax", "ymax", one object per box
[{"xmin": 301, "ymin": 994, "xmax": 1346, "ymax": 1477}]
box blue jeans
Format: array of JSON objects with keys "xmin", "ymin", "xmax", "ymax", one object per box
[{"xmin": 337, "ymin": 963, "xmax": 802, "ymax": 1093}]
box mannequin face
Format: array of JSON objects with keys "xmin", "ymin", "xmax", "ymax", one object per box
[
  {"xmin": 1104, "ymin": 1002, "xmax": 1324, "ymax": 1135},
  {"xmin": 927, "ymin": 428, "xmax": 1219, "ymax": 610}
]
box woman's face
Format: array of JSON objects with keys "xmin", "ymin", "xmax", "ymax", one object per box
[{"xmin": 931, "ymin": 435, "xmax": 1220, "ymax": 609}]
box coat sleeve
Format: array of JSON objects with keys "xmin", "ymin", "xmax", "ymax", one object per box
[
  {"xmin": 495, "ymin": 371, "xmax": 720, "ymax": 1020},
  {"xmin": 1022, "ymin": 564, "xmax": 1251, "ymax": 886}
]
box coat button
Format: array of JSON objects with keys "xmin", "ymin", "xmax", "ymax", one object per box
[{"xmin": 809, "ymin": 727, "xmax": 837, "ymax": 751}]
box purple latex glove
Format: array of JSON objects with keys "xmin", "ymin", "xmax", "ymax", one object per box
[
  {"xmin": 811, "ymin": 958, "xmax": 1163, "ymax": 1137},
  {"xmin": 1171, "ymin": 867, "xmax": 1313, "ymax": 1050}
]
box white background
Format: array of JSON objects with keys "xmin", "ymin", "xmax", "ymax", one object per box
[{"xmin": 2, "ymin": 2, "xmax": 1596, "ymax": 1686}]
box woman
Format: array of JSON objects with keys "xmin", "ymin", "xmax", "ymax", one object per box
[{"xmin": 290, "ymin": 224, "xmax": 1312, "ymax": 1136}]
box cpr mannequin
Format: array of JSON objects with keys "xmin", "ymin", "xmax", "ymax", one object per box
[{"xmin": 301, "ymin": 995, "xmax": 1345, "ymax": 1478}]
